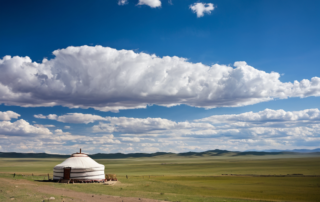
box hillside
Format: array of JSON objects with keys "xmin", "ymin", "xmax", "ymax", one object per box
[{"xmin": 1, "ymin": 149, "xmax": 319, "ymax": 159}]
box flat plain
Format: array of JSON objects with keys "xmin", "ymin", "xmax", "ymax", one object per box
[{"xmin": 0, "ymin": 152, "xmax": 320, "ymax": 202}]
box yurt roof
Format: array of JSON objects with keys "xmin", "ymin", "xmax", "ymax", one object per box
[{"xmin": 54, "ymin": 150, "xmax": 104, "ymax": 170}]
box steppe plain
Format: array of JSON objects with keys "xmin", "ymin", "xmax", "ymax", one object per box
[{"xmin": 0, "ymin": 151, "xmax": 319, "ymax": 202}]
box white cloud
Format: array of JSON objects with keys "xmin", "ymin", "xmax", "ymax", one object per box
[
  {"xmin": 0, "ymin": 119, "xmax": 52, "ymax": 136},
  {"xmin": 0, "ymin": 132, "xmax": 122, "ymax": 153},
  {"xmin": 4, "ymin": 108, "xmax": 318, "ymax": 154},
  {"xmin": 197, "ymin": 108, "xmax": 320, "ymax": 126},
  {"xmin": 1, "ymin": 112, "xmax": 319, "ymax": 153},
  {"xmin": 47, "ymin": 114, "xmax": 58, "ymax": 120},
  {"xmin": 0, "ymin": 111, "xmax": 20, "ymax": 121},
  {"xmin": 92, "ymin": 116, "xmax": 214, "ymax": 134},
  {"xmin": 1, "ymin": 46, "xmax": 320, "ymax": 112},
  {"xmin": 35, "ymin": 113, "xmax": 108, "ymax": 124},
  {"xmin": 35, "ymin": 113, "xmax": 214, "ymax": 133},
  {"xmin": 64, "ymin": 126, "xmax": 71, "ymax": 129},
  {"xmin": 93, "ymin": 117, "xmax": 176, "ymax": 133},
  {"xmin": 34, "ymin": 114, "xmax": 46, "ymax": 119},
  {"xmin": 137, "ymin": 0, "xmax": 161, "ymax": 8},
  {"xmin": 118, "ymin": 0, "xmax": 128, "ymax": 5},
  {"xmin": 54, "ymin": 129, "xmax": 71, "ymax": 135},
  {"xmin": 48, "ymin": 133, "xmax": 120, "ymax": 145},
  {"xmin": 120, "ymin": 137, "xmax": 140, "ymax": 142},
  {"xmin": 190, "ymin": 2, "xmax": 215, "ymax": 18},
  {"xmin": 51, "ymin": 113, "xmax": 106, "ymax": 124},
  {"xmin": 95, "ymin": 136, "xmax": 121, "ymax": 144},
  {"xmin": 34, "ymin": 124, "xmax": 55, "ymax": 128},
  {"xmin": 54, "ymin": 129, "xmax": 64, "ymax": 134},
  {"xmin": 35, "ymin": 109, "xmax": 319, "ymax": 145},
  {"xmin": 88, "ymin": 108, "xmax": 320, "ymax": 151}
]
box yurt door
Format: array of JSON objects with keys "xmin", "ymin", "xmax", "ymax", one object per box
[{"xmin": 63, "ymin": 167, "xmax": 71, "ymax": 180}]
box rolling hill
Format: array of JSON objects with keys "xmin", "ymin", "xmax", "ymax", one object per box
[{"xmin": 0, "ymin": 149, "xmax": 319, "ymax": 159}]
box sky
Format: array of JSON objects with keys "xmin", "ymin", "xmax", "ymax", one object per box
[{"xmin": 0, "ymin": 0, "xmax": 320, "ymax": 154}]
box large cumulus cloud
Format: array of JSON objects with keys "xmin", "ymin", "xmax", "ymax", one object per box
[{"xmin": 1, "ymin": 45, "xmax": 320, "ymax": 112}]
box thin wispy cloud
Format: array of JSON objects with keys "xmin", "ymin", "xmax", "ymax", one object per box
[
  {"xmin": 118, "ymin": 0, "xmax": 128, "ymax": 5},
  {"xmin": 34, "ymin": 124, "xmax": 55, "ymax": 128},
  {"xmin": 34, "ymin": 113, "xmax": 107, "ymax": 124}
]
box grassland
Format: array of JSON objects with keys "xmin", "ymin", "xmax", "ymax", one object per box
[{"xmin": 0, "ymin": 153, "xmax": 320, "ymax": 202}]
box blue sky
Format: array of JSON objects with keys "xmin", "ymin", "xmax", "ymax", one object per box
[{"xmin": 0, "ymin": 0, "xmax": 319, "ymax": 154}]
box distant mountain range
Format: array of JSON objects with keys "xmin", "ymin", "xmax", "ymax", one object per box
[
  {"xmin": 246, "ymin": 148, "xmax": 320, "ymax": 153},
  {"xmin": 0, "ymin": 148, "xmax": 319, "ymax": 159}
]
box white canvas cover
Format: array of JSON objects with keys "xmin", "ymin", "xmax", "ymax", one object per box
[
  {"xmin": 53, "ymin": 170, "xmax": 104, "ymax": 178},
  {"xmin": 53, "ymin": 153, "xmax": 105, "ymax": 180}
]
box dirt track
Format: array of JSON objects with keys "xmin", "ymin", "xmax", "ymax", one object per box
[{"xmin": 0, "ymin": 178, "xmax": 167, "ymax": 202}]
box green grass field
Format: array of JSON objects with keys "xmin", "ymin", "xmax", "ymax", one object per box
[{"xmin": 0, "ymin": 153, "xmax": 320, "ymax": 202}]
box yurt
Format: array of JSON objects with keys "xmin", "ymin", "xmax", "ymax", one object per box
[{"xmin": 53, "ymin": 149, "xmax": 105, "ymax": 182}]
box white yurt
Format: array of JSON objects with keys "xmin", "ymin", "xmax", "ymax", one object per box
[{"xmin": 53, "ymin": 149, "xmax": 105, "ymax": 182}]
